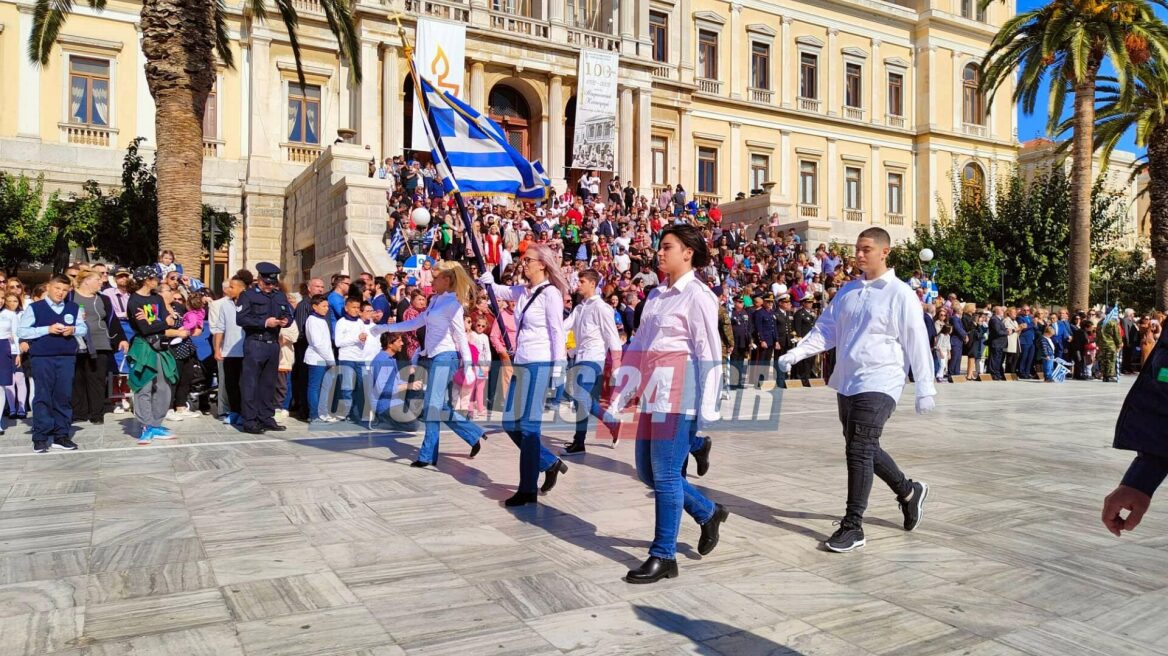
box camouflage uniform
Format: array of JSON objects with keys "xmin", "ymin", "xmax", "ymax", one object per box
[{"xmin": 1099, "ymin": 320, "xmax": 1122, "ymax": 380}]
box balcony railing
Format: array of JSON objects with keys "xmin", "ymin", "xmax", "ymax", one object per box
[
  {"xmin": 695, "ymin": 193, "xmax": 720, "ymax": 207},
  {"xmin": 749, "ymin": 87, "xmax": 773, "ymax": 104},
  {"xmin": 652, "ymin": 64, "xmax": 671, "ymax": 78},
  {"xmin": 962, "ymin": 122, "xmax": 988, "ymax": 137},
  {"xmin": 886, "ymin": 114, "xmax": 906, "ymax": 128},
  {"xmin": 203, "ymin": 138, "xmax": 224, "ymax": 158},
  {"xmin": 797, "ymin": 97, "xmax": 822, "ymax": 113},
  {"xmin": 845, "ymin": 209, "xmax": 864, "ymax": 222},
  {"xmin": 844, "ymin": 106, "xmax": 865, "ymax": 121},
  {"xmin": 696, "ymin": 78, "xmax": 722, "ymax": 95},
  {"xmin": 566, "ymin": 27, "xmax": 620, "ymax": 52},
  {"xmin": 405, "ymin": 0, "xmax": 470, "ymax": 22},
  {"xmin": 292, "ymin": 0, "xmax": 321, "ymax": 13},
  {"xmin": 653, "ymin": 185, "xmax": 672, "ymax": 200},
  {"xmin": 799, "ymin": 204, "xmax": 819, "ymax": 218},
  {"xmin": 488, "ymin": 13, "xmax": 549, "ymax": 38},
  {"xmin": 60, "ymin": 123, "xmax": 116, "ymax": 147},
  {"xmin": 886, "ymin": 213, "xmax": 905, "ymax": 225},
  {"xmin": 284, "ymin": 143, "xmax": 322, "ymax": 164}
]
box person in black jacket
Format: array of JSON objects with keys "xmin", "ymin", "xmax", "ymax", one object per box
[
  {"xmin": 1102, "ymin": 329, "xmax": 1168, "ymax": 535},
  {"xmin": 792, "ymin": 297, "xmax": 817, "ymax": 386},
  {"xmin": 730, "ymin": 296, "xmax": 752, "ymax": 389},
  {"xmin": 752, "ymin": 295, "xmax": 779, "ymax": 389},
  {"xmin": 987, "ymin": 306, "xmax": 1008, "ymax": 381},
  {"xmin": 70, "ymin": 271, "xmax": 128, "ymax": 424},
  {"xmin": 774, "ymin": 294, "xmax": 795, "ymax": 388}
]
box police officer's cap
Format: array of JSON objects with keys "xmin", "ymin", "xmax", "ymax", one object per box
[
  {"xmin": 256, "ymin": 262, "xmax": 281, "ymax": 283},
  {"xmin": 132, "ymin": 265, "xmax": 160, "ymax": 283},
  {"xmin": 777, "ymin": 293, "xmax": 791, "ymax": 302}
]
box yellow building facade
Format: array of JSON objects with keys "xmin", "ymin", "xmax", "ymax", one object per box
[{"xmin": 0, "ymin": 0, "xmax": 1017, "ymax": 271}]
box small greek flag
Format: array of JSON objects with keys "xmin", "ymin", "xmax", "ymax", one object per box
[
  {"xmin": 387, "ymin": 231, "xmax": 406, "ymax": 259},
  {"xmin": 415, "ymin": 75, "xmax": 551, "ymax": 200},
  {"xmin": 1103, "ymin": 304, "xmax": 1120, "ymax": 325}
]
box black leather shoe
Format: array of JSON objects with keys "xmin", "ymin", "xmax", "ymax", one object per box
[
  {"xmin": 625, "ymin": 556, "xmax": 678, "ymax": 584},
  {"xmin": 540, "ymin": 459, "xmax": 568, "ymax": 493},
  {"xmin": 563, "ymin": 442, "xmax": 586, "ymax": 456},
  {"xmin": 263, "ymin": 424, "xmax": 287, "ymax": 432},
  {"xmin": 504, "ymin": 492, "xmax": 538, "ymax": 507},
  {"xmin": 693, "ymin": 436, "xmax": 712, "ymax": 477},
  {"xmin": 470, "ymin": 440, "xmax": 481, "ymax": 459},
  {"xmin": 410, "ymin": 460, "xmax": 432, "ymax": 468},
  {"xmin": 698, "ymin": 504, "xmax": 729, "ymax": 556},
  {"xmin": 242, "ymin": 425, "xmax": 265, "ymax": 435}
]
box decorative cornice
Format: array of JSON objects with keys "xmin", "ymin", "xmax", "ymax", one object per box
[
  {"xmin": 795, "ymin": 35, "xmax": 824, "ymax": 48},
  {"xmin": 746, "ymin": 23, "xmax": 777, "ymax": 37},
  {"xmin": 693, "ymin": 10, "xmax": 726, "ymax": 25},
  {"xmin": 57, "ymin": 33, "xmax": 124, "ymax": 52}
]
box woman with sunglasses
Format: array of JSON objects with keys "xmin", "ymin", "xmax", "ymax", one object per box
[{"xmin": 478, "ymin": 243, "xmax": 570, "ymax": 507}]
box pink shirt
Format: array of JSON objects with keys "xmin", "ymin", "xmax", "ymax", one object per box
[{"xmin": 182, "ymin": 308, "xmax": 206, "ymax": 332}]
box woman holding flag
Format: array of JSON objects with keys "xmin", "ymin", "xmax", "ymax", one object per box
[{"xmin": 477, "ymin": 243, "xmax": 570, "ymax": 507}]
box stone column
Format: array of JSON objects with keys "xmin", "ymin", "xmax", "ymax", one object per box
[
  {"xmin": 729, "ymin": 122, "xmax": 742, "ymax": 198},
  {"xmin": 927, "ymin": 147, "xmax": 938, "ymax": 226},
  {"xmin": 679, "ymin": 108, "xmax": 693, "ymax": 191},
  {"xmin": 679, "ymin": 0, "xmax": 693, "ymax": 83},
  {"xmin": 952, "ymin": 50, "xmax": 964, "ymax": 131},
  {"xmin": 780, "ymin": 16, "xmax": 792, "ymax": 108},
  {"xmin": 339, "ymin": 57, "xmax": 351, "ymax": 136},
  {"xmin": 921, "ymin": 46, "xmax": 936, "ymax": 129},
  {"xmin": 619, "ymin": 0, "xmax": 635, "ymax": 55},
  {"xmin": 240, "ymin": 42, "xmax": 251, "ymax": 157},
  {"xmin": 636, "ymin": 87, "xmax": 652, "ymax": 194},
  {"xmin": 638, "ymin": 0, "xmax": 651, "ymax": 55},
  {"xmin": 470, "ymin": 61, "xmax": 486, "ymax": 111},
  {"xmin": 548, "ymin": 0, "xmax": 566, "ymax": 42},
  {"xmin": 826, "ymin": 137, "xmax": 838, "ymax": 220},
  {"xmin": 729, "ymin": 3, "xmax": 742, "ymax": 99},
  {"xmin": 619, "ymin": 87, "xmax": 634, "ymax": 179},
  {"xmin": 827, "ymin": 28, "xmax": 839, "ymax": 116},
  {"xmin": 360, "ymin": 38, "xmax": 380, "ymax": 154},
  {"xmin": 549, "ymin": 75, "xmax": 566, "ymax": 189},
  {"xmin": 249, "ymin": 32, "xmax": 273, "ymax": 160},
  {"xmin": 870, "ymin": 144, "xmax": 881, "ymax": 223},
  {"xmin": 16, "ymin": 3, "xmax": 41, "ymax": 139},
  {"xmin": 870, "ymin": 39, "xmax": 881, "ymax": 125},
  {"xmin": 382, "ymin": 45, "xmax": 401, "ymax": 159},
  {"xmin": 780, "ymin": 130, "xmax": 791, "ymax": 197}
]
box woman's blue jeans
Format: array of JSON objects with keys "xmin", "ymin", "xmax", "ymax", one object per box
[
  {"xmin": 634, "ymin": 413, "xmax": 716, "ymax": 559},
  {"xmin": 505, "ymin": 361, "xmax": 559, "ymax": 494},
  {"xmin": 419, "ymin": 352, "xmax": 484, "ymax": 464}
]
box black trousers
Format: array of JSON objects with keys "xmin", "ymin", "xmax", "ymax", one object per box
[
  {"xmin": 752, "ymin": 346, "xmax": 775, "ymax": 387},
  {"xmin": 241, "ymin": 340, "xmax": 279, "ymax": 428},
  {"xmin": 794, "ymin": 356, "xmax": 813, "ymax": 385},
  {"xmin": 837, "ymin": 392, "xmax": 912, "ymax": 528},
  {"xmin": 291, "ymin": 341, "xmax": 309, "ymax": 418},
  {"xmin": 222, "ymin": 357, "xmax": 243, "ymax": 413},
  {"xmin": 987, "ymin": 346, "xmax": 1006, "ymax": 380},
  {"xmin": 730, "ymin": 347, "xmax": 750, "ymax": 388},
  {"xmin": 72, "ymin": 352, "xmax": 109, "ymax": 422}
]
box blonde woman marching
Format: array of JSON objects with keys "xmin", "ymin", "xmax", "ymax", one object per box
[
  {"xmin": 478, "ymin": 243, "xmax": 570, "ymax": 507},
  {"xmin": 386, "ymin": 261, "xmax": 487, "ymax": 467}
]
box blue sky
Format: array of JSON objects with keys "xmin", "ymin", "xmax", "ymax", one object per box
[{"xmin": 1013, "ymin": 0, "xmax": 1141, "ymax": 155}]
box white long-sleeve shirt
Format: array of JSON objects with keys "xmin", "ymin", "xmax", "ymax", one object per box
[
  {"xmin": 0, "ymin": 309, "xmax": 21, "ymax": 354},
  {"xmin": 564, "ymin": 295, "xmax": 622, "ymax": 365},
  {"xmin": 483, "ymin": 281, "xmax": 567, "ymax": 365},
  {"xmin": 304, "ymin": 314, "xmax": 335, "ymax": 366},
  {"xmin": 334, "ymin": 315, "xmax": 391, "ymax": 362},
  {"xmin": 386, "ymin": 292, "xmax": 472, "ymax": 364},
  {"xmin": 209, "ymin": 296, "xmax": 244, "ymax": 357},
  {"xmin": 619, "ymin": 270, "xmax": 723, "ymax": 427},
  {"xmin": 784, "ymin": 267, "xmax": 936, "ymax": 400}
]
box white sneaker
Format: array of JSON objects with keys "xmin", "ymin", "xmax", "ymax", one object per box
[
  {"xmin": 113, "ymin": 405, "xmax": 126, "ymax": 415},
  {"xmin": 166, "ymin": 409, "xmax": 185, "ymax": 422},
  {"xmin": 276, "ymin": 409, "xmax": 290, "ymax": 420},
  {"xmin": 320, "ymin": 415, "xmax": 340, "ymax": 423}
]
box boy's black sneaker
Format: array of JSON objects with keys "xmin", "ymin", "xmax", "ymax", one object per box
[
  {"xmin": 33, "ymin": 441, "xmax": 50, "ymax": 453},
  {"xmin": 899, "ymin": 481, "xmax": 929, "ymax": 531},
  {"xmin": 825, "ymin": 523, "xmax": 865, "ymax": 553}
]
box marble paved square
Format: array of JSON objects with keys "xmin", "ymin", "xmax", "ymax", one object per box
[{"xmin": 0, "ymin": 379, "xmax": 1164, "ymax": 655}]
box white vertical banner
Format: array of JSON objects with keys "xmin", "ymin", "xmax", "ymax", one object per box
[
  {"xmin": 571, "ymin": 49, "xmax": 619, "ymax": 172},
  {"xmin": 411, "ymin": 18, "xmax": 467, "ymax": 151}
]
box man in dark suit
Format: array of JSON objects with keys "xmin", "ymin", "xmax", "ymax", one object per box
[
  {"xmin": 1121, "ymin": 308, "xmax": 1140, "ymax": 374},
  {"xmin": 752, "ymin": 294, "xmax": 779, "ymax": 388},
  {"xmin": 987, "ymin": 306, "xmax": 1009, "ymax": 381},
  {"xmin": 597, "ymin": 216, "xmax": 616, "ymax": 240},
  {"xmin": 773, "ymin": 294, "xmax": 794, "ymax": 388},
  {"xmin": 793, "ymin": 297, "xmax": 817, "ymax": 386},
  {"xmin": 730, "ymin": 296, "xmax": 753, "ymax": 389}
]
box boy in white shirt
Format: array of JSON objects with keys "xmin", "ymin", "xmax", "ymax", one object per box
[
  {"xmin": 334, "ymin": 298, "xmax": 390, "ymax": 424},
  {"xmin": 303, "ymin": 294, "xmax": 337, "ymax": 423}
]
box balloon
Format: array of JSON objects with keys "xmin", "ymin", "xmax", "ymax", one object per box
[
  {"xmin": 411, "ymin": 207, "xmax": 432, "ymax": 228},
  {"xmin": 919, "ymin": 248, "xmax": 934, "ymax": 263}
]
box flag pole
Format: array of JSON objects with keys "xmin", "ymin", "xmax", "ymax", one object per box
[{"xmin": 391, "ymin": 15, "xmax": 515, "ymax": 355}]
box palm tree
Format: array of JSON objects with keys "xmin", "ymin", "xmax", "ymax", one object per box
[
  {"xmin": 1090, "ymin": 61, "xmax": 1168, "ymax": 310},
  {"xmin": 979, "ymin": 0, "xmax": 1168, "ymax": 312},
  {"xmin": 27, "ymin": 0, "xmax": 360, "ymax": 271}
]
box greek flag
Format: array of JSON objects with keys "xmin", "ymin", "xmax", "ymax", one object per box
[
  {"xmin": 387, "ymin": 231, "xmax": 406, "ymax": 259},
  {"xmin": 1103, "ymin": 304, "xmax": 1120, "ymax": 324},
  {"xmin": 415, "ymin": 76, "xmax": 551, "ymax": 200}
]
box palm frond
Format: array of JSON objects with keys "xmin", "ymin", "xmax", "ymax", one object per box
[
  {"xmin": 213, "ymin": 0, "xmax": 234, "ymax": 69},
  {"xmin": 317, "ymin": 0, "xmax": 361, "ymax": 85},
  {"xmin": 28, "ymin": 0, "xmax": 74, "ymax": 66}
]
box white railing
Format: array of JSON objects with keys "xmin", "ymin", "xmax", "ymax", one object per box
[
  {"xmin": 284, "ymin": 143, "xmax": 322, "ymax": 164},
  {"xmin": 696, "ymin": 78, "xmax": 722, "ymax": 94},
  {"xmin": 652, "ymin": 64, "xmax": 671, "ymax": 78},
  {"xmin": 60, "ymin": 123, "xmax": 115, "ymax": 147},
  {"xmin": 799, "ymin": 204, "xmax": 819, "ymax": 218},
  {"xmin": 886, "ymin": 213, "xmax": 905, "ymax": 225},
  {"xmin": 566, "ymin": 28, "xmax": 620, "ymax": 51},
  {"xmin": 488, "ymin": 13, "xmax": 549, "ymax": 38},
  {"xmin": 293, "ymin": 0, "xmax": 322, "ymax": 13},
  {"xmin": 844, "ymin": 106, "xmax": 865, "ymax": 121},
  {"xmin": 886, "ymin": 114, "xmax": 906, "ymax": 128},
  {"xmin": 405, "ymin": 0, "xmax": 470, "ymax": 22},
  {"xmin": 962, "ymin": 122, "xmax": 988, "ymax": 137},
  {"xmin": 203, "ymin": 139, "xmax": 223, "ymax": 158},
  {"xmin": 845, "ymin": 209, "xmax": 864, "ymax": 222},
  {"xmin": 797, "ymin": 96, "xmax": 822, "ymax": 112},
  {"xmin": 695, "ymin": 193, "xmax": 721, "ymax": 207},
  {"xmin": 749, "ymin": 87, "xmax": 773, "ymax": 104}
]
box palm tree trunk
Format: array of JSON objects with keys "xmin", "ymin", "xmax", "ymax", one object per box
[
  {"xmin": 1149, "ymin": 124, "xmax": 1168, "ymax": 311},
  {"xmin": 1069, "ymin": 77, "xmax": 1097, "ymax": 312},
  {"xmin": 140, "ymin": 0, "xmax": 216, "ymax": 274}
]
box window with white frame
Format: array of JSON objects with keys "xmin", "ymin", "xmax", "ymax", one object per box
[
  {"xmin": 845, "ymin": 166, "xmax": 862, "ymax": 210},
  {"xmin": 799, "ymin": 161, "xmax": 817, "ymax": 205},
  {"xmin": 887, "ymin": 172, "xmax": 903, "ymax": 215},
  {"xmin": 963, "ymin": 64, "xmax": 985, "ymax": 125},
  {"xmin": 887, "ymin": 72, "xmax": 904, "ymax": 116},
  {"xmin": 845, "ymin": 62, "xmax": 862, "ymax": 108},
  {"xmin": 652, "ymin": 136, "xmax": 668, "ymax": 185},
  {"xmin": 69, "ymin": 56, "xmax": 111, "ymax": 127},
  {"xmin": 800, "ymin": 52, "xmax": 818, "ymax": 99},
  {"xmin": 650, "ymin": 11, "xmax": 668, "ymax": 63},
  {"xmin": 698, "ymin": 146, "xmax": 718, "ymax": 193},
  {"xmin": 750, "ymin": 153, "xmax": 769, "ymax": 192},
  {"xmin": 287, "ymin": 82, "xmax": 322, "ymax": 145},
  {"xmin": 751, "ymin": 42, "xmax": 770, "ymax": 90},
  {"xmin": 203, "ymin": 85, "xmax": 218, "ymax": 140},
  {"xmin": 698, "ymin": 30, "xmax": 718, "ymax": 79}
]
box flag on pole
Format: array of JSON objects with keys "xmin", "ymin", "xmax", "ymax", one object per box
[
  {"xmin": 387, "ymin": 231, "xmax": 407, "ymax": 260},
  {"xmin": 1103, "ymin": 303, "xmax": 1120, "ymax": 325},
  {"xmin": 414, "ymin": 75, "xmax": 551, "ymax": 200}
]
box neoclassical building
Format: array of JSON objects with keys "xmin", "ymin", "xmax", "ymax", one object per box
[{"xmin": 0, "ymin": 0, "xmax": 1017, "ymax": 278}]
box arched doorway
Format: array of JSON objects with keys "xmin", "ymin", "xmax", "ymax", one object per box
[
  {"xmin": 488, "ymin": 85, "xmax": 532, "ymax": 158},
  {"xmin": 961, "ymin": 162, "xmax": 985, "ymax": 206}
]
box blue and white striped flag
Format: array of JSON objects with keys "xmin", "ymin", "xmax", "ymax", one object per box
[
  {"xmin": 1103, "ymin": 303, "xmax": 1120, "ymax": 325},
  {"xmin": 387, "ymin": 231, "xmax": 406, "ymax": 259},
  {"xmin": 415, "ymin": 76, "xmax": 551, "ymax": 200}
]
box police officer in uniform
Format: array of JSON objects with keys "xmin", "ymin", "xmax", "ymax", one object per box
[
  {"xmin": 730, "ymin": 296, "xmax": 752, "ymax": 389},
  {"xmin": 236, "ymin": 263, "xmax": 291, "ymax": 434},
  {"xmin": 752, "ymin": 294, "xmax": 779, "ymax": 389},
  {"xmin": 773, "ymin": 294, "xmax": 795, "ymax": 389},
  {"xmin": 793, "ymin": 296, "xmax": 818, "ymax": 386}
]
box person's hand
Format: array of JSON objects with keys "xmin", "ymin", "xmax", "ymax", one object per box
[
  {"xmin": 20, "ymin": 342, "xmax": 28, "ymax": 354},
  {"xmin": 1102, "ymin": 485, "xmax": 1151, "ymax": 536},
  {"xmin": 759, "ymin": 341, "xmax": 768, "ymax": 350},
  {"xmin": 48, "ymin": 323, "xmax": 63, "ymax": 335},
  {"xmin": 280, "ymin": 317, "xmax": 290, "ymax": 327},
  {"xmin": 476, "ymin": 271, "xmax": 494, "ymax": 287},
  {"xmin": 777, "ymin": 353, "xmax": 796, "ymax": 373},
  {"xmin": 915, "ymin": 396, "xmax": 936, "ymax": 415},
  {"xmin": 166, "ymin": 313, "xmax": 177, "ymax": 326},
  {"xmin": 409, "ymin": 380, "xmax": 424, "ymax": 391},
  {"xmin": 358, "ymin": 332, "xmax": 367, "ymax": 343},
  {"xmin": 62, "ymin": 326, "xmax": 75, "ymax": 337},
  {"xmin": 119, "ymin": 341, "xmax": 129, "ymax": 353},
  {"xmin": 135, "ymin": 309, "xmax": 148, "ymax": 323},
  {"xmin": 462, "ymin": 365, "xmax": 476, "ymax": 383},
  {"xmin": 214, "ymin": 349, "xmax": 224, "ymax": 362},
  {"xmin": 264, "ymin": 317, "xmax": 281, "ymax": 328},
  {"xmin": 176, "ymin": 328, "xmax": 191, "ymax": 339}
]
